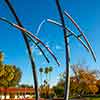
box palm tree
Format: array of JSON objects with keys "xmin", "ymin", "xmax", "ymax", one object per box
[
  {"xmin": 44, "ymin": 67, "xmax": 49, "ymax": 98},
  {"xmin": 48, "ymin": 66, "xmax": 53, "ymax": 81},
  {"xmin": 39, "ymin": 67, "xmax": 43, "ymax": 86},
  {"xmin": 44, "ymin": 67, "xmax": 49, "ymax": 82},
  {"xmin": 49, "ymin": 66, "xmax": 53, "ymax": 73}
]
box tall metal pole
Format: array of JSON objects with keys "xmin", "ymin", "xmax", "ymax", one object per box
[
  {"xmin": 5, "ymin": 0, "xmax": 39, "ymax": 100},
  {"xmin": 55, "ymin": 0, "xmax": 70, "ymax": 100}
]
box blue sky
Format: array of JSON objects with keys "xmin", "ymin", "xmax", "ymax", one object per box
[{"xmin": 0, "ymin": 0, "xmax": 100, "ymax": 87}]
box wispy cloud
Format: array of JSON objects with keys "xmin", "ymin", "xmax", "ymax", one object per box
[
  {"xmin": 35, "ymin": 19, "xmax": 46, "ymax": 35},
  {"xmin": 45, "ymin": 42, "xmax": 50, "ymax": 47},
  {"xmin": 55, "ymin": 45, "xmax": 62, "ymax": 50},
  {"xmin": 38, "ymin": 51, "xmax": 42, "ymax": 56}
]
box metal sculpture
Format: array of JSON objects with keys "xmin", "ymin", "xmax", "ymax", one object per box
[
  {"xmin": 4, "ymin": 0, "xmax": 60, "ymax": 66},
  {"xmin": 0, "ymin": 16, "xmax": 60, "ymax": 100},
  {"xmin": 64, "ymin": 11, "xmax": 96, "ymax": 62},
  {"xmin": 55, "ymin": 1, "xmax": 70, "ymax": 100},
  {"xmin": 0, "ymin": 0, "xmax": 96, "ymax": 100},
  {"xmin": 4, "ymin": 0, "xmax": 39, "ymax": 99},
  {"xmin": 0, "ymin": 1, "xmax": 60, "ymax": 100},
  {"xmin": 55, "ymin": 0, "xmax": 96, "ymax": 100}
]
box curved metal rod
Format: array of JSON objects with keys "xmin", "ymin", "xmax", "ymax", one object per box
[
  {"xmin": 55, "ymin": 0, "xmax": 70, "ymax": 100},
  {"xmin": 47, "ymin": 19, "xmax": 90, "ymax": 53},
  {"xmin": 64, "ymin": 11, "xmax": 96, "ymax": 62},
  {"xmin": 32, "ymin": 18, "xmax": 90, "ymax": 57},
  {"xmin": 35, "ymin": 19, "xmax": 46, "ymax": 35},
  {"xmin": 24, "ymin": 31, "xmax": 60, "ymax": 66},
  {"xmin": 5, "ymin": 0, "xmax": 60, "ymax": 66},
  {"xmin": 26, "ymin": 35, "xmax": 50, "ymax": 63},
  {"xmin": 4, "ymin": 1, "xmax": 39, "ymax": 99},
  {"xmin": 0, "ymin": 17, "xmax": 60, "ymax": 66},
  {"xmin": 4, "ymin": 0, "xmax": 49, "ymax": 63}
]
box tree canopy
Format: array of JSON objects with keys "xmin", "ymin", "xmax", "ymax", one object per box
[
  {"xmin": 53, "ymin": 64, "xmax": 100, "ymax": 98},
  {"xmin": 0, "ymin": 52, "xmax": 22, "ymax": 87}
]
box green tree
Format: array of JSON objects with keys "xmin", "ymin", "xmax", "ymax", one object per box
[
  {"xmin": 0, "ymin": 52, "xmax": 22, "ymax": 99},
  {"xmin": 44, "ymin": 67, "xmax": 49, "ymax": 98},
  {"xmin": 18, "ymin": 84, "xmax": 33, "ymax": 88},
  {"xmin": 70, "ymin": 77, "xmax": 78, "ymax": 96},
  {"xmin": 44, "ymin": 67, "xmax": 49, "ymax": 81},
  {"xmin": 0, "ymin": 64, "xmax": 21, "ymax": 87},
  {"xmin": 0, "ymin": 51, "xmax": 4, "ymax": 64},
  {"xmin": 39, "ymin": 67, "xmax": 53, "ymax": 98},
  {"xmin": 71, "ymin": 64, "xmax": 99, "ymax": 96},
  {"xmin": 53, "ymin": 85, "xmax": 64, "ymax": 97},
  {"xmin": 48, "ymin": 66, "xmax": 53, "ymax": 81},
  {"xmin": 52, "ymin": 73, "xmax": 65, "ymax": 98}
]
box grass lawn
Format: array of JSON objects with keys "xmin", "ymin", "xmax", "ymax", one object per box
[
  {"xmin": 70, "ymin": 96, "xmax": 100, "ymax": 100},
  {"xmin": 86, "ymin": 98, "xmax": 100, "ymax": 100},
  {"xmin": 69, "ymin": 95, "xmax": 100, "ymax": 100}
]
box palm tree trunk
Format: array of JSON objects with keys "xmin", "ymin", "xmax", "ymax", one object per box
[
  {"xmin": 5, "ymin": 1, "xmax": 39, "ymax": 100},
  {"xmin": 46, "ymin": 74, "xmax": 48, "ymax": 82},
  {"xmin": 55, "ymin": 1, "xmax": 70, "ymax": 100},
  {"xmin": 40, "ymin": 73, "xmax": 42, "ymax": 86}
]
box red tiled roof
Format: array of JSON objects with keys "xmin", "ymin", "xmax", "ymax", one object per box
[{"xmin": 0, "ymin": 88, "xmax": 35, "ymax": 93}]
